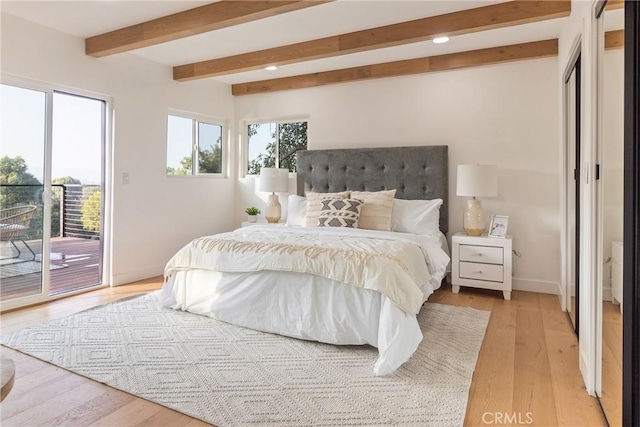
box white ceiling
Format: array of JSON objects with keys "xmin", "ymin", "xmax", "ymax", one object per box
[{"xmin": 1, "ymin": 0, "xmax": 569, "ymax": 85}]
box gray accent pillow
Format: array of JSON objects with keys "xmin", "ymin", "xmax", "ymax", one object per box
[
  {"xmin": 305, "ymin": 191, "xmax": 350, "ymax": 227},
  {"xmin": 318, "ymin": 198, "xmax": 364, "ymax": 228}
]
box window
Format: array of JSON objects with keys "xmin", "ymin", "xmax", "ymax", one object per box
[
  {"xmin": 166, "ymin": 113, "xmax": 225, "ymax": 176},
  {"xmin": 247, "ymin": 120, "xmax": 307, "ymax": 175}
]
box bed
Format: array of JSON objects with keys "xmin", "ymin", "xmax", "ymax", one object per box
[{"xmin": 160, "ymin": 146, "xmax": 450, "ymax": 375}]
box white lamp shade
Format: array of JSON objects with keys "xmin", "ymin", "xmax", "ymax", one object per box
[
  {"xmin": 259, "ymin": 167, "xmax": 289, "ymax": 193},
  {"xmin": 456, "ymin": 164, "xmax": 498, "ymax": 197}
]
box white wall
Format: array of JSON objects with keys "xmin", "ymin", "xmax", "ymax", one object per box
[
  {"xmin": 1, "ymin": 13, "xmax": 236, "ymax": 285},
  {"xmin": 235, "ymin": 58, "xmax": 561, "ymax": 294}
]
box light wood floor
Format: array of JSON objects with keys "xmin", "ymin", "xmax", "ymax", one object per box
[{"xmin": 0, "ymin": 278, "xmax": 606, "ymax": 426}]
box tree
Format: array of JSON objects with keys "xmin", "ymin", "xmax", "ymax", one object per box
[
  {"xmin": 277, "ymin": 122, "xmax": 308, "ymax": 172},
  {"xmin": 0, "ymin": 156, "xmax": 41, "ymax": 208},
  {"xmin": 53, "ymin": 176, "xmax": 81, "ymax": 185},
  {"xmin": 166, "ymin": 166, "xmax": 186, "ymax": 175},
  {"xmin": 247, "ymin": 122, "xmax": 307, "ymax": 175},
  {"xmin": 0, "ymin": 156, "xmax": 46, "ymax": 238},
  {"xmin": 171, "ymin": 138, "xmax": 222, "ymax": 175},
  {"xmin": 198, "ymin": 143, "xmax": 222, "ymax": 174},
  {"xmin": 81, "ymin": 190, "xmax": 101, "ymax": 233}
]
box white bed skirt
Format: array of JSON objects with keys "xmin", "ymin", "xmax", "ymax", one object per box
[{"xmin": 160, "ymin": 269, "xmax": 431, "ymax": 375}]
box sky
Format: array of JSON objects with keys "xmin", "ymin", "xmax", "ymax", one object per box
[
  {"xmin": 1, "ymin": 83, "xmax": 274, "ymax": 182},
  {"xmin": 248, "ymin": 122, "xmax": 274, "ymax": 165},
  {"xmin": 166, "ymin": 115, "xmax": 223, "ymax": 170},
  {"xmin": 166, "ymin": 118, "xmax": 273, "ymax": 173},
  {"xmin": 1, "ymin": 84, "xmax": 103, "ymax": 185}
]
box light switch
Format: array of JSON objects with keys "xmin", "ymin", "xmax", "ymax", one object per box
[{"xmin": 123, "ymin": 172, "xmax": 130, "ymax": 185}]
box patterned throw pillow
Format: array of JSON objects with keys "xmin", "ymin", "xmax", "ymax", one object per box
[
  {"xmin": 305, "ymin": 191, "xmax": 350, "ymax": 227},
  {"xmin": 350, "ymin": 189, "xmax": 397, "ymax": 231},
  {"xmin": 318, "ymin": 198, "xmax": 364, "ymax": 228}
]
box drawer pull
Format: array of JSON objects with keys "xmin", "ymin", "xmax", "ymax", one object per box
[{"xmin": 474, "ymin": 270, "xmax": 483, "ymax": 275}]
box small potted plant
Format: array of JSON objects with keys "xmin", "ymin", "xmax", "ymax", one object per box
[{"xmin": 245, "ymin": 207, "xmax": 260, "ymax": 223}]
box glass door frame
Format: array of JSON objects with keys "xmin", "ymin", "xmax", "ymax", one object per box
[
  {"xmin": 622, "ymin": 2, "xmax": 640, "ymax": 425},
  {"xmin": 0, "ymin": 75, "xmax": 112, "ymax": 312}
]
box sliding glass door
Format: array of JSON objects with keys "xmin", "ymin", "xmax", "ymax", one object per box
[
  {"xmin": 0, "ymin": 84, "xmax": 47, "ymax": 303},
  {"xmin": 50, "ymin": 92, "xmax": 105, "ymax": 295},
  {"xmin": 0, "ymin": 83, "xmax": 106, "ymax": 309}
]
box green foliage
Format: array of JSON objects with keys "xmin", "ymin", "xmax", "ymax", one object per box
[
  {"xmin": 81, "ymin": 190, "xmax": 101, "ymax": 233},
  {"xmin": 169, "ymin": 138, "xmax": 222, "ymax": 176},
  {"xmin": 198, "ymin": 142, "xmax": 222, "ymax": 174},
  {"xmin": 247, "ymin": 142, "xmax": 276, "ymax": 176},
  {"xmin": 0, "ymin": 156, "xmax": 45, "ymax": 238},
  {"xmin": 0, "ymin": 156, "xmax": 93, "ymax": 238},
  {"xmin": 0, "ymin": 156, "xmax": 41, "ymax": 208},
  {"xmin": 247, "ymin": 122, "xmax": 307, "ymax": 175},
  {"xmin": 278, "ymin": 122, "xmax": 308, "ymax": 173},
  {"xmin": 166, "ymin": 166, "xmax": 188, "ymax": 175},
  {"xmin": 245, "ymin": 206, "xmax": 261, "ymax": 216},
  {"xmin": 53, "ymin": 176, "xmax": 82, "ymax": 185}
]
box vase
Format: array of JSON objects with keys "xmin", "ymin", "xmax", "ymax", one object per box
[
  {"xmin": 247, "ymin": 215, "xmax": 257, "ymax": 223},
  {"xmin": 463, "ymin": 198, "xmax": 485, "ymax": 236}
]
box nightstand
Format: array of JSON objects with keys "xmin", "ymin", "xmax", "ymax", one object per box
[{"xmin": 451, "ymin": 232, "xmax": 513, "ymax": 300}]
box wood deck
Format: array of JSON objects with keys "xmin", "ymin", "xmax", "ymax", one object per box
[{"xmin": 0, "ymin": 237, "xmax": 101, "ymax": 301}]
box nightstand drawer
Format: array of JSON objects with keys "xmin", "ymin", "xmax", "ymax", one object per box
[
  {"xmin": 459, "ymin": 244, "xmax": 503, "ymax": 265},
  {"xmin": 459, "ymin": 261, "xmax": 504, "ymax": 282}
]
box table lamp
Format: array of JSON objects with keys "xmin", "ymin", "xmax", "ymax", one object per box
[
  {"xmin": 259, "ymin": 167, "xmax": 289, "ymax": 223},
  {"xmin": 456, "ymin": 164, "xmax": 498, "ymax": 236}
]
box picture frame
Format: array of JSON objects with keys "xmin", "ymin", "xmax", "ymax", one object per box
[{"xmin": 488, "ymin": 215, "xmax": 509, "ymax": 238}]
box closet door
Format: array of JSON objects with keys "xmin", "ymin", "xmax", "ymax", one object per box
[
  {"xmin": 596, "ymin": 2, "xmax": 624, "ymax": 424},
  {"xmin": 565, "ymin": 52, "xmax": 582, "ymax": 335}
]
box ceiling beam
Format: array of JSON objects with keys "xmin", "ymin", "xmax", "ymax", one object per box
[
  {"xmin": 232, "ymin": 39, "xmax": 558, "ymax": 96},
  {"xmin": 605, "ymin": 29, "xmax": 624, "ymax": 50},
  {"xmin": 174, "ymin": 0, "xmax": 570, "ymax": 81},
  {"xmin": 86, "ymin": 1, "xmax": 332, "ymax": 58}
]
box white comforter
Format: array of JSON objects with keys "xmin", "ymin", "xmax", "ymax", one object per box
[{"xmin": 160, "ymin": 226, "xmax": 450, "ymax": 375}]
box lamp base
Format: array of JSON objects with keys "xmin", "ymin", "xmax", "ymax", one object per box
[
  {"xmin": 464, "ymin": 227, "xmax": 484, "ymax": 237},
  {"xmin": 265, "ymin": 193, "xmax": 281, "ymax": 223},
  {"xmin": 463, "ymin": 198, "xmax": 485, "ymax": 236}
]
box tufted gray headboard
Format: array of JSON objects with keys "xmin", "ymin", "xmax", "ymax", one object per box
[{"xmin": 296, "ymin": 146, "xmax": 448, "ymax": 234}]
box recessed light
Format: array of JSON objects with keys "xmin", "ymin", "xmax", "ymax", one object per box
[
  {"xmin": 265, "ymin": 65, "xmax": 278, "ymax": 71},
  {"xmin": 433, "ymin": 36, "xmax": 450, "ymax": 44}
]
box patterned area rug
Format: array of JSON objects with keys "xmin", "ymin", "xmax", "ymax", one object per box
[{"xmin": 1, "ymin": 292, "xmax": 490, "ymax": 427}]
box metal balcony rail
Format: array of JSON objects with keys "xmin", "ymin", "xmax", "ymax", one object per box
[{"xmin": 0, "ymin": 184, "xmax": 101, "ymax": 239}]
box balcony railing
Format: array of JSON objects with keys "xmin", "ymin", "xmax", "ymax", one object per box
[
  {"xmin": 53, "ymin": 184, "xmax": 100, "ymax": 238},
  {"xmin": 0, "ymin": 184, "xmax": 101, "ymax": 239}
]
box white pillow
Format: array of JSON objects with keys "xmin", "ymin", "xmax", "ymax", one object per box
[
  {"xmin": 391, "ymin": 198, "xmax": 443, "ymax": 235},
  {"xmin": 350, "ymin": 189, "xmax": 396, "ymax": 231},
  {"xmin": 305, "ymin": 191, "xmax": 350, "ymax": 227},
  {"xmin": 285, "ymin": 195, "xmax": 307, "ymax": 227}
]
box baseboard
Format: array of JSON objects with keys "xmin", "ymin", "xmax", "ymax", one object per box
[
  {"xmin": 602, "ymin": 286, "xmax": 612, "ymax": 302},
  {"xmin": 512, "ymin": 278, "xmax": 560, "ymax": 295},
  {"xmin": 111, "ymin": 264, "xmax": 164, "ymax": 287}
]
